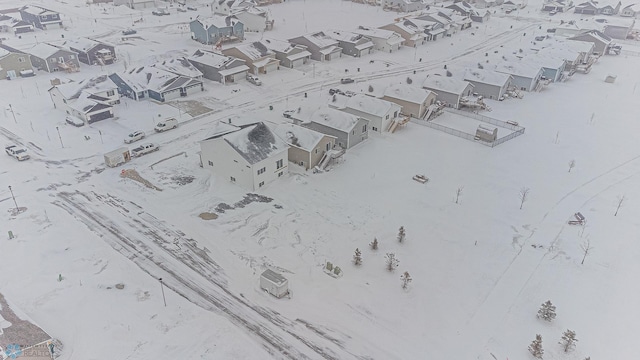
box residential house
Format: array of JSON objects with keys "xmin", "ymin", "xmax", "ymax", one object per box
[
  {"xmin": 537, "ymin": 38, "xmax": 594, "ymax": 66},
  {"xmin": 297, "ymin": 108, "xmax": 368, "ymax": 149},
  {"xmin": 416, "ymin": 12, "xmax": 457, "ymax": 37},
  {"xmin": 212, "ymin": 0, "xmax": 258, "ymax": 14},
  {"xmin": 470, "ymin": 0, "xmax": 503, "ymax": 8},
  {"xmin": 200, "ymin": 121, "xmax": 289, "ymax": 190},
  {"xmin": 381, "ymin": 84, "xmax": 437, "ymax": 118},
  {"xmin": 569, "ymin": 30, "xmax": 613, "ymax": 55},
  {"xmin": 109, "ymin": 66, "xmax": 204, "ymax": 102},
  {"xmin": 188, "ymin": 49, "xmax": 249, "ymax": 84},
  {"xmin": 62, "ymin": 38, "xmax": 116, "ymax": 65},
  {"xmin": 222, "ymin": 41, "xmax": 280, "ymax": 74},
  {"xmin": 502, "ymin": 0, "xmax": 525, "ymax": 10},
  {"xmin": 620, "ymin": 3, "xmax": 640, "ymax": 16},
  {"xmin": 409, "ymin": 18, "xmax": 447, "ymax": 41},
  {"xmin": 288, "ymin": 32, "xmax": 343, "ymax": 61},
  {"xmin": 48, "ymin": 75, "xmax": 119, "ymax": 124},
  {"xmin": 354, "ymin": 26, "xmax": 404, "ymax": 53},
  {"xmin": 495, "ymin": 61, "xmax": 544, "ymax": 91},
  {"xmin": 113, "ymin": 0, "xmax": 157, "ymax": 9},
  {"xmin": 19, "ymin": 5, "xmax": 62, "ymax": 30},
  {"xmin": 189, "ymin": 15, "xmax": 244, "ymax": 45},
  {"xmin": 600, "ymin": 1, "xmax": 622, "ymax": 14},
  {"xmin": 0, "ymin": 15, "xmax": 34, "ymax": 34},
  {"xmin": 264, "ymin": 39, "xmax": 311, "ymax": 68},
  {"xmin": 463, "ymin": 68, "xmax": 513, "ymax": 100},
  {"xmin": 446, "ymin": 1, "xmax": 477, "ymax": 16},
  {"xmin": 437, "ymin": 9, "xmax": 473, "ymax": 30},
  {"xmin": 27, "ymin": 43, "xmax": 80, "ymax": 73},
  {"xmin": 0, "ymin": 44, "xmax": 33, "ymax": 79},
  {"xmin": 151, "ymin": 56, "xmax": 204, "ymax": 81},
  {"xmin": 379, "ymin": 20, "xmax": 426, "ymax": 47},
  {"xmin": 574, "ymin": 1, "xmax": 600, "ymax": 14},
  {"xmin": 329, "ymin": 94, "xmax": 402, "ymax": 133},
  {"xmin": 383, "ymin": 0, "xmax": 428, "ymax": 12},
  {"xmin": 602, "ymin": 18, "xmax": 635, "ymax": 39},
  {"xmin": 272, "ymin": 123, "xmax": 336, "ymax": 170},
  {"xmin": 326, "ymin": 29, "xmax": 374, "ymax": 57},
  {"xmin": 422, "ymin": 76, "xmax": 474, "ymax": 108},
  {"xmin": 524, "ymin": 54, "xmax": 567, "ymax": 82},
  {"xmin": 542, "ymin": 0, "xmax": 572, "ymax": 12},
  {"xmin": 231, "ymin": 7, "xmax": 273, "ymax": 32},
  {"xmin": 471, "ymin": 10, "xmax": 492, "ymax": 22}
]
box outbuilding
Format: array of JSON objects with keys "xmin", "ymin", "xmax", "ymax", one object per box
[{"xmin": 260, "ymin": 269, "xmax": 289, "ymax": 298}]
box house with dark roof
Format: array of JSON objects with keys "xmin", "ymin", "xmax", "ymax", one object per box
[
  {"xmin": 295, "ymin": 107, "xmax": 369, "ymax": 149},
  {"xmin": 109, "ymin": 66, "xmax": 204, "ymax": 102},
  {"xmin": 288, "ymin": 32, "xmax": 343, "ymax": 61},
  {"xmin": 200, "ymin": 121, "xmax": 289, "ymax": 190},
  {"xmin": 326, "ymin": 29, "xmax": 375, "ymax": 57},
  {"xmin": 0, "ymin": 15, "xmax": 34, "ymax": 34},
  {"xmin": 222, "ymin": 41, "xmax": 280, "ymax": 74},
  {"xmin": 62, "ymin": 38, "xmax": 116, "ymax": 65},
  {"xmin": 19, "ymin": 5, "xmax": 62, "ymax": 30},
  {"xmin": 264, "ymin": 39, "xmax": 311, "ymax": 68},
  {"xmin": 273, "ymin": 123, "xmax": 336, "ymax": 170},
  {"xmin": 0, "ymin": 44, "xmax": 33, "ymax": 79},
  {"xmin": 188, "ymin": 49, "xmax": 249, "ymax": 84},
  {"xmin": 26, "ymin": 43, "xmax": 80, "ymax": 73},
  {"xmin": 189, "ymin": 15, "xmax": 244, "ymax": 45},
  {"xmin": 48, "ymin": 76, "xmax": 118, "ymax": 124},
  {"xmin": 422, "ymin": 76, "xmax": 474, "ymax": 108},
  {"xmin": 463, "ymin": 68, "xmax": 513, "ymax": 100}
]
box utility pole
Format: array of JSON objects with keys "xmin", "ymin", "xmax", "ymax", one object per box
[
  {"xmin": 55, "ymin": 126, "xmax": 64, "ymax": 148},
  {"xmin": 8, "ymin": 104, "xmax": 17, "ymax": 124},
  {"xmin": 8, "ymin": 186, "xmax": 19, "ymax": 212},
  {"xmin": 159, "ymin": 278, "xmax": 167, "ymax": 307}
]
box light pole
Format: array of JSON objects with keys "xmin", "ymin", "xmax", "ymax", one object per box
[
  {"xmin": 8, "ymin": 104, "xmax": 17, "ymax": 124},
  {"xmin": 8, "ymin": 186, "xmax": 18, "ymax": 212},
  {"xmin": 159, "ymin": 278, "xmax": 167, "ymax": 307},
  {"xmin": 55, "ymin": 126, "xmax": 64, "ymax": 148}
]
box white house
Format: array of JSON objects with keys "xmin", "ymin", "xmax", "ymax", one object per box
[
  {"xmin": 272, "ymin": 123, "xmax": 336, "ymax": 170},
  {"xmin": 463, "ymin": 68, "xmax": 513, "ymax": 100},
  {"xmin": 495, "ymin": 61, "xmax": 544, "ymax": 92},
  {"xmin": 329, "ymin": 94, "xmax": 402, "ymax": 133},
  {"xmin": 354, "ymin": 26, "xmax": 404, "ymax": 53},
  {"xmin": 231, "ymin": 6, "xmax": 273, "ymax": 32},
  {"xmin": 48, "ymin": 75, "xmax": 119, "ymax": 124},
  {"xmin": 297, "ymin": 108, "xmax": 369, "ymax": 149},
  {"xmin": 200, "ymin": 122, "xmax": 289, "ymax": 190}
]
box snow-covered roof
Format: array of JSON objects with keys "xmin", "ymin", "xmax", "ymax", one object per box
[
  {"xmin": 115, "ymin": 66, "xmax": 198, "ymax": 93},
  {"xmin": 495, "ymin": 61, "xmax": 543, "ymax": 79},
  {"xmin": 463, "ymin": 68, "xmax": 512, "ymax": 87},
  {"xmin": 422, "ymin": 76, "xmax": 473, "ymax": 95},
  {"xmin": 307, "ymin": 108, "xmax": 361, "ymax": 133},
  {"xmin": 273, "ymin": 123, "xmax": 330, "ymax": 152},
  {"xmin": 570, "ymin": 30, "xmax": 612, "ymax": 44},
  {"xmin": 264, "ymin": 38, "xmax": 302, "ymax": 53},
  {"xmin": 230, "ymin": 41, "xmax": 273, "ymax": 60},
  {"xmin": 294, "ymin": 32, "xmax": 339, "ymax": 49},
  {"xmin": 326, "ymin": 29, "xmax": 371, "ymax": 45},
  {"xmin": 408, "ymin": 18, "xmax": 439, "ymax": 30},
  {"xmin": 20, "ymin": 5, "xmax": 58, "ymax": 16},
  {"xmin": 202, "ymin": 121, "xmax": 241, "ymax": 140},
  {"xmin": 223, "ymin": 122, "xmax": 288, "ymax": 165},
  {"xmin": 383, "ymin": 84, "xmax": 433, "ymax": 104},
  {"xmin": 524, "ymin": 54, "xmax": 566, "ymax": 70},
  {"xmin": 64, "ymin": 38, "xmax": 104, "ymax": 53},
  {"xmin": 332, "ymin": 94, "xmax": 400, "ymax": 118},
  {"xmin": 189, "ymin": 49, "xmax": 241, "ymax": 69},
  {"xmin": 27, "ymin": 43, "xmax": 65, "ymax": 59},
  {"xmin": 152, "ymin": 57, "xmax": 203, "ymax": 78},
  {"xmin": 68, "ymin": 91, "xmax": 111, "ymax": 114},
  {"xmin": 232, "ymin": 6, "xmax": 269, "ymax": 17},
  {"xmin": 0, "ymin": 48, "xmax": 10, "ymax": 59},
  {"xmin": 53, "ymin": 75, "xmax": 117, "ymax": 99},
  {"xmin": 391, "ymin": 20, "xmax": 423, "ymax": 35},
  {"xmin": 197, "ymin": 15, "xmax": 241, "ymax": 29}
]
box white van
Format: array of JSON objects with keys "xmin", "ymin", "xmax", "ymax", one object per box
[
  {"xmin": 154, "ymin": 118, "xmax": 178, "ymax": 132},
  {"xmin": 246, "ymin": 73, "xmax": 262, "ymax": 86}
]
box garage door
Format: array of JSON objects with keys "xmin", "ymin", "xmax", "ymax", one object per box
[
  {"xmin": 163, "ymin": 89, "xmax": 182, "ymax": 101},
  {"xmin": 264, "ymin": 62, "xmax": 278, "ymax": 74},
  {"xmin": 88, "ymin": 110, "xmax": 113, "ymax": 124},
  {"xmin": 184, "ymin": 84, "xmax": 202, "ymax": 96},
  {"xmin": 291, "ymin": 58, "xmax": 304, "ymax": 68}
]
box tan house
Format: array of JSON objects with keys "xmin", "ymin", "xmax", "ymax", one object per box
[
  {"xmin": 222, "ymin": 41, "xmax": 280, "ymax": 74},
  {"xmin": 379, "ymin": 20, "xmax": 427, "ymax": 47},
  {"xmin": 0, "ymin": 44, "xmax": 34, "ymax": 79},
  {"xmin": 272, "ymin": 123, "xmax": 336, "ymax": 170},
  {"xmin": 381, "ymin": 84, "xmax": 437, "ymax": 119}
]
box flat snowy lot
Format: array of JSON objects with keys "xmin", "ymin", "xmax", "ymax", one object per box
[{"xmin": 1, "ymin": 0, "xmax": 639, "ymax": 359}]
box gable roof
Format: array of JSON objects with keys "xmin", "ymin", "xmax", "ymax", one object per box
[
  {"xmin": 354, "ymin": 26, "xmax": 404, "ymax": 44},
  {"xmin": 307, "ymin": 108, "xmax": 362, "ymax": 133},
  {"xmin": 20, "ymin": 5, "xmax": 58, "ymax": 16},
  {"xmin": 273, "ymin": 123, "xmax": 331, "ymax": 152},
  {"xmin": 293, "ymin": 31, "xmax": 339, "ymax": 48},
  {"xmin": 189, "ymin": 49, "xmax": 242, "ymax": 69},
  {"xmin": 463, "ymin": 68, "xmax": 512, "ymax": 87},
  {"xmin": 196, "ymin": 15, "xmax": 241, "ymax": 29},
  {"xmin": 52, "ymin": 75, "xmax": 117, "ymax": 99},
  {"xmin": 326, "ymin": 29, "xmax": 371, "ymax": 44},
  {"xmin": 264, "ymin": 38, "xmax": 304, "ymax": 53},
  {"xmin": 152, "ymin": 56, "xmax": 203, "ymax": 78},
  {"xmin": 332, "ymin": 94, "xmax": 400, "ymax": 118},
  {"xmin": 422, "ymin": 76, "xmax": 473, "ymax": 95},
  {"xmin": 0, "ymin": 43, "xmax": 24, "ymax": 54},
  {"xmin": 229, "ymin": 41, "xmax": 273, "ymax": 60},
  {"xmin": 63, "ymin": 38, "xmax": 109, "ymax": 53},
  {"xmin": 115, "ymin": 66, "xmax": 198, "ymax": 93},
  {"xmin": 383, "ymin": 84, "xmax": 434, "ymax": 104},
  {"xmin": 68, "ymin": 91, "xmax": 112, "ymax": 114},
  {"xmin": 495, "ymin": 61, "xmax": 543, "ymax": 79},
  {"xmin": 223, "ymin": 122, "xmax": 288, "ymax": 165},
  {"xmin": 570, "ymin": 30, "xmax": 612, "ymax": 44},
  {"xmin": 27, "ymin": 43, "xmax": 69, "ymax": 59}
]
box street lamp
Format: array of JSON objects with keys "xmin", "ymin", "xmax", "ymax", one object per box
[
  {"xmin": 8, "ymin": 186, "xmax": 19, "ymax": 212},
  {"xmin": 159, "ymin": 278, "xmax": 167, "ymax": 307}
]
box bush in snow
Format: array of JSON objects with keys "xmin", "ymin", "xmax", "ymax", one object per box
[
  {"xmin": 406, "ymin": 77, "xmax": 413, "ymax": 84},
  {"xmin": 368, "ymin": 85, "xmax": 374, "ymax": 92},
  {"xmin": 559, "ymin": 329, "xmax": 577, "ymax": 353},
  {"xmin": 528, "ymin": 334, "xmax": 544, "ymax": 359},
  {"xmin": 537, "ymin": 300, "xmax": 556, "ymax": 322},
  {"xmin": 397, "ymin": 226, "xmax": 406, "ymax": 243},
  {"xmin": 353, "ymin": 248, "xmax": 362, "ymax": 266},
  {"xmin": 370, "ymin": 237, "xmax": 378, "ymax": 250},
  {"xmin": 385, "ymin": 253, "xmax": 399, "ymax": 271},
  {"xmin": 400, "ymin": 271, "xmax": 412, "ymax": 289}
]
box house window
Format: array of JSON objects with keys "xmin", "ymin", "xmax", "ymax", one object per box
[
  {"xmin": 59, "ymin": 57, "xmax": 64, "ymax": 63},
  {"xmin": 315, "ymin": 149, "xmax": 318, "ymax": 154},
  {"xmin": 230, "ymin": 176, "xmax": 236, "ymax": 182},
  {"xmin": 278, "ymin": 171, "xmax": 283, "ymax": 177},
  {"xmin": 372, "ymin": 126, "xmax": 378, "ymax": 132},
  {"xmin": 258, "ymin": 181, "xmax": 265, "ymax": 187},
  {"xmin": 50, "ymin": 58, "xmax": 57, "ymax": 63},
  {"xmin": 234, "ymin": 160, "xmax": 238, "ymax": 163},
  {"xmin": 18, "ymin": 57, "xmax": 25, "ymax": 63},
  {"xmin": 362, "ymin": 124, "xmax": 367, "ymax": 133},
  {"xmin": 208, "ymin": 160, "xmax": 213, "ymax": 166},
  {"xmin": 107, "ymin": 90, "xmax": 115, "ymax": 96},
  {"xmin": 299, "ymin": 161, "xmax": 304, "ymax": 166},
  {"xmin": 326, "ymin": 143, "xmax": 330, "ymax": 151},
  {"xmin": 385, "ymin": 115, "xmax": 389, "ymax": 120},
  {"xmin": 257, "ymin": 167, "xmax": 266, "ymax": 175},
  {"xmin": 63, "ymin": 99, "xmax": 67, "ymax": 104},
  {"xmin": 276, "ymin": 159, "xmax": 283, "ymax": 169}
]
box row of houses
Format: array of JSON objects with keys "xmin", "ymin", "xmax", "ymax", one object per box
[
  {"xmin": 541, "ymin": 0, "xmax": 640, "ymax": 16},
  {"xmin": 0, "ymin": 5, "xmax": 62, "ymax": 34}
]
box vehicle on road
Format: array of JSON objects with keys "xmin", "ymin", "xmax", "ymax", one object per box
[
  {"xmin": 104, "ymin": 147, "xmax": 131, "ymax": 167},
  {"xmin": 122, "ymin": 29, "xmax": 137, "ymax": 35},
  {"xmin": 340, "ymin": 78, "xmax": 355, "ymax": 84},
  {"xmin": 124, "ymin": 130, "xmax": 145, "ymax": 144},
  {"xmin": 154, "ymin": 118, "xmax": 178, "ymax": 132},
  {"xmin": 535, "ymin": 36, "xmax": 546, "ymax": 41},
  {"xmin": 131, "ymin": 143, "xmax": 158, "ymax": 157},
  {"xmin": 65, "ymin": 116, "xmax": 85, "ymax": 127},
  {"xmin": 5, "ymin": 145, "xmax": 30, "ymax": 161},
  {"xmin": 283, "ymin": 110, "xmax": 296, "ymax": 118},
  {"xmin": 187, "ymin": 6, "xmax": 197, "ymax": 10},
  {"xmin": 152, "ymin": 9, "xmax": 169, "ymax": 16},
  {"xmin": 246, "ymin": 73, "xmax": 262, "ymax": 86},
  {"xmin": 177, "ymin": 7, "xmax": 187, "ymax": 12},
  {"xmin": 328, "ymin": 88, "xmax": 343, "ymax": 95},
  {"xmin": 344, "ymin": 91, "xmax": 357, "ymax": 97}
]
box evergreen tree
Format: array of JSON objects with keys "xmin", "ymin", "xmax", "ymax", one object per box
[
  {"xmin": 397, "ymin": 226, "xmax": 406, "ymax": 243},
  {"xmin": 400, "ymin": 271, "xmax": 412, "ymax": 289},
  {"xmin": 537, "ymin": 300, "xmax": 556, "ymax": 322},
  {"xmin": 385, "ymin": 253, "xmax": 399, "ymax": 271},
  {"xmin": 353, "ymin": 248, "xmax": 362, "ymax": 266},
  {"xmin": 528, "ymin": 334, "xmax": 544, "ymax": 359},
  {"xmin": 370, "ymin": 237, "xmax": 378, "ymax": 250},
  {"xmin": 559, "ymin": 329, "xmax": 578, "ymax": 353}
]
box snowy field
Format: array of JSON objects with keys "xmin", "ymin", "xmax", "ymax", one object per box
[{"xmin": 1, "ymin": 0, "xmax": 640, "ymax": 359}]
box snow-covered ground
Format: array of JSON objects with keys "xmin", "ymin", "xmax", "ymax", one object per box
[{"xmin": 1, "ymin": 0, "xmax": 639, "ymax": 359}]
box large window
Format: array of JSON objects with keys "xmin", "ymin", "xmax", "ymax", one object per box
[
  {"xmin": 257, "ymin": 167, "xmax": 266, "ymax": 175},
  {"xmin": 276, "ymin": 159, "xmax": 283, "ymax": 169}
]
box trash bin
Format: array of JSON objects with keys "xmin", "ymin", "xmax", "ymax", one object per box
[{"xmin": 269, "ymin": 105, "xmax": 273, "ymax": 110}]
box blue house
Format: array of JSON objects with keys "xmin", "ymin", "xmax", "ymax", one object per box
[
  {"xmin": 19, "ymin": 5, "xmax": 63, "ymax": 30},
  {"xmin": 189, "ymin": 15, "xmax": 244, "ymax": 46},
  {"xmin": 109, "ymin": 66, "xmax": 204, "ymax": 102}
]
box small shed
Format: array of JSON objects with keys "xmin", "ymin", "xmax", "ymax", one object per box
[
  {"xmin": 260, "ymin": 269, "xmax": 289, "ymax": 298},
  {"xmin": 475, "ymin": 125, "xmax": 498, "ymax": 142},
  {"xmin": 104, "ymin": 147, "xmax": 131, "ymax": 167},
  {"xmin": 604, "ymin": 74, "xmax": 617, "ymax": 83}
]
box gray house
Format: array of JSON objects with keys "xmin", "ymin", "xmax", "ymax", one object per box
[
  {"xmin": 383, "ymin": 0, "xmax": 428, "ymax": 12},
  {"xmin": 0, "ymin": 44, "xmax": 34, "ymax": 79},
  {"xmin": 27, "ymin": 43, "xmax": 80, "ymax": 73},
  {"xmin": 265, "ymin": 39, "xmax": 311, "ymax": 68},
  {"xmin": 326, "ymin": 29, "xmax": 374, "ymax": 57},
  {"xmin": 189, "ymin": 15, "xmax": 244, "ymax": 45},
  {"xmin": 422, "ymin": 76, "xmax": 474, "ymax": 108},
  {"xmin": 525, "ymin": 55, "xmax": 566, "ymax": 82},
  {"xmin": 0, "ymin": 15, "xmax": 34, "ymax": 34},
  {"xmin": 463, "ymin": 68, "xmax": 513, "ymax": 100},
  {"xmin": 297, "ymin": 108, "xmax": 368, "ymax": 149},
  {"xmin": 62, "ymin": 38, "xmax": 116, "ymax": 66},
  {"xmin": 188, "ymin": 49, "xmax": 249, "ymax": 84},
  {"xmin": 109, "ymin": 66, "xmax": 204, "ymax": 102},
  {"xmin": 288, "ymin": 32, "xmax": 343, "ymax": 62},
  {"xmin": 569, "ymin": 30, "xmax": 613, "ymax": 55},
  {"xmin": 19, "ymin": 5, "xmax": 62, "ymax": 30},
  {"xmin": 495, "ymin": 61, "xmax": 544, "ymax": 92}
]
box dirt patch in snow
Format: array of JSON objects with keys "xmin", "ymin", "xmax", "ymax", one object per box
[
  {"xmin": 199, "ymin": 212, "xmax": 219, "ymax": 220},
  {"xmin": 120, "ymin": 169, "xmax": 162, "ymax": 191},
  {"xmin": 215, "ymin": 193, "xmax": 275, "ymax": 214},
  {"xmin": 168, "ymin": 100, "xmax": 213, "ymax": 117}
]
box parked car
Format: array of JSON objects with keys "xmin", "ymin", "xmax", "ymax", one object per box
[
  {"xmin": 5, "ymin": 144, "xmax": 30, "ymax": 161},
  {"xmin": 122, "ymin": 29, "xmax": 137, "ymax": 35},
  {"xmin": 283, "ymin": 110, "xmax": 296, "ymax": 118},
  {"xmin": 124, "ymin": 130, "xmax": 145, "ymax": 144},
  {"xmin": 549, "ymin": 10, "xmax": 557, "ymax": 15},
  {"xmin": 187, "ymin": 6, "xmax": 197, "ymax": 10},
  {"xmin": 535, "ymin": 36, "xmax": 546, "ymax": 41},
  {"xmin": 154, "ymin": 118, "xmax": 178, "ymax": 132},
  {"xmin": 340, "ymin": 78, "xmax": 355, "ymax": 84},
  {"xmin": 65, "ymin": 116, "xmax": 85, "ymax": 127},
  {"xmin": 152, "ymin": 9, "xmax": 169, "ymax": 16},
  {"xmin": 546, "ymin": 28, "xmax": 557, "ymax": 33},
  {"xmin": 177, "ymin": 7, "xmax": 187, "ymax": 12},
  {"xmin": 328, "ymin": 88, "xmax": 343, "ymax": 95},
  {"xmin": 344, "ymin": 91, "xmax": 357, "ymax": 97},
  {"xmin": 246, "ymin": 73, "xmax": 262, "ymax": 86},
  {"xmin": 131, "ymin": 143, "xmax": 159, "ymax": 157}
]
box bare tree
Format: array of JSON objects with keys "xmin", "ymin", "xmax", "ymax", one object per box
[
  {"xmin": 568, "ymin": 159, "xmax": 576, "ymax": 173},
  {"xmin": 400, "ymin": 271, "xmax": 412, "ymax": 289},
  {"xmin": 385, "ymin": 253, "xmax": 399, "ymax": 271},
  {"xmin": 580, "ymin": 239, "xmax": 593, "ymax": 265},
  {"xmin": 537, "ymin": 300, "xmax": 556, "ymax": 322},
  {"xmin": 559, "ymin": 329, "xmax": 578, "ymax": 353},
  {"xmin": 397, "ymin": 226, "xmax": 406, "ymax": 243},
  {"xmin": 455, "ymin": 186, "xmax": 464, "ymax": 204},
  {"xmin": 370, "ymin": 237, "xmax": 378, "ymax": 250},
  {"xmin": 528, "ymin": 334, "xmax": 544, "ymax": 359},
  {"xmin": 519, "ymin": 187, "xmax": 530, "ymax": 210},
  {"xmin": 615, "ymin": 195, "xmax": 625, "ymax": 216},
  {"xmin": 353, "ymin": 248, "xmax": 362, "ymax": 266}
]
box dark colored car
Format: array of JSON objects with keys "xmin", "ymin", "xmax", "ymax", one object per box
[
  {"xmin": 340, "ymin": 78, "xmax": 355, "ymax": 84},
  {"xmin": 122, "ymin": 29, "xmax": 137, "ymax": 35}
]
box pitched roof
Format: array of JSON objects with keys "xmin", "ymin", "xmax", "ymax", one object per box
[
  {"xmin": 20, "ymin": 5, "xmax": 58, "ymax": 16},
  {"xmin": 495, "ymin": 61, "xmax": 543, "ymax": 79},
  {"xmin": 383, "ymin": 84, "xmax": 434, "ymax": 104},
  {"xmin": 189, "ymin": 49, "xmax": 241, "ymax": 69},
  {"xmin": 463, "ymin": 68, "xmax": 512, "ymax": 87},
  {"xmin": 332, "ymin": 94, "xmax": 400, "ymax": 118},
  {"xmin": 52, "ymin": 75, "xmax": 117, "ymax": 99},
  {"xmin": 196, "ymin": 15, "xmax": 240, "ymax": 29},
  {"xmin": 223, "ymin": 122, "xmax": 288, "ymax": 165},
  {"xmin": 229, "ymin": 41, "xmax": 273, "ymax": 60},
  {"xmin": 292, "ymin": 31, "xmax": 339, "ymax": 48},
  {"xmin": 307, "ymin": 108, "xmax": 362, "ymax": 133},
  {"xmin": 354, "ymin": 27, "xmax": 404, "ymax": 44},
  {"xmin": 273, "ymin": 123, "xmax": 330, "ymax": 152},
  {"xmin": 63, "ymin": 38, "xmax": 106, "ymax": 52},
  {"xmin": 27, "ymin": 43, "xmax": 67, "ymax": 59},
  {"xmin": 115, "ymin": 66, "xmax": 196, "ymax": 93},
  {"xmin": 422, "ymin": 76, "xmax": 473, "ymax": 95},
  {"xmin": 152, "ymin": 57, "xmax": 203, "ymax": 78}
]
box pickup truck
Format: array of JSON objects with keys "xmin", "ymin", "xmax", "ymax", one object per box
[
  {"xmin": 5, "ymin": 145, "xmax": 30, "ymax": 161},
  {"xmin": 131, "ymin": 143, "xmax": 158, "ymax": 157}
]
